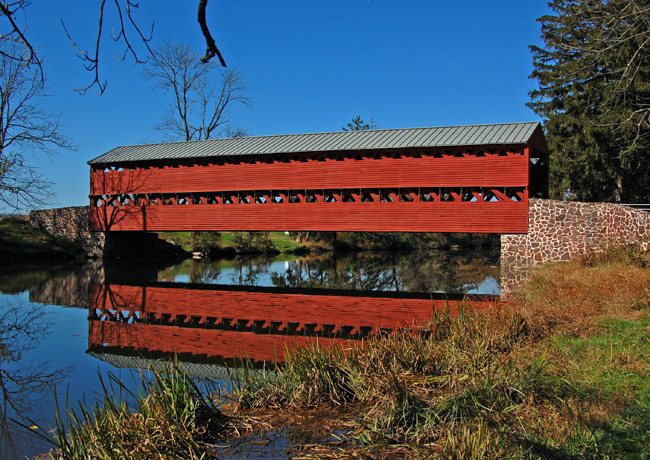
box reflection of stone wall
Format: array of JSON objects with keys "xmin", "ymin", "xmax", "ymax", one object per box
[
  {"xmin": 30, "ymin": 206, "xmax": 105, "ymax": 257},
  {"xmin": 29, "ymin": 261, "xmax": 105, "ymax": 308},
  {"xmin": 502, "ymin": 199, "xmax": 650, "ymax": 268},
  {"xmin": 499, "ymin": 265, "xmax": 530, "ymax": 298}
]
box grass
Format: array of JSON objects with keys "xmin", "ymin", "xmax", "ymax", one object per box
[
  {"xmin": 158, "ymin": 231, "xmax": 307, "ymax": 254},
  {"xmin": 44, "ymin": 244, "xmax": 650, "ymax": 459},
  {"xmin": 46, "ymin": 364, "xmax": 232, "ymax": 460},
  {"xmin": 158, "ymin": 231, "xmax": 193, "ymax": 252},
  {"xmin": 0, "ymin": 216, "xmax": 83, "ymax": 264}
]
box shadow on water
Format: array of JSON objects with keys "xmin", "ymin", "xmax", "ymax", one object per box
[{"xmin": 0, "ymin": 246, "xmax": 504, "ymax": 459}]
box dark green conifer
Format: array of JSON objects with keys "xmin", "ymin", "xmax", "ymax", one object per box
[{"xmin": 528, "ymin": 0, "xmax": 650, "ymax": 202}]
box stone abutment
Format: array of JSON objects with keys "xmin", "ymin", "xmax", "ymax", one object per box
[
  {"xmin": 29, "ymin": 206, "xmax": 171, "ymax": 259},
  {"xmin": 501, "ymin": 199, "xmax": 650, "ymax": 293},
  {"xmin": 30, "ymin": 206, "xmax": 105, "ymax": 257}
]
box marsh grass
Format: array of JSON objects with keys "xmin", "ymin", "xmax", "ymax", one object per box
[
  {"xmin": 49, "ymin": 364, "xmax": 232, "ymax": 460},
  {"xmin": 228, "ymin": 245, "xmax": 650, "ymax": 458}
]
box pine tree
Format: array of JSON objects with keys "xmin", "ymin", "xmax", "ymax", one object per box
[
  {"xmin": 342, "ymin": 115, "xmax": 379, "ymax": 131},
  {"xmin": 528, "ymin": 0, "xmax": 650, "ymax": 202}
]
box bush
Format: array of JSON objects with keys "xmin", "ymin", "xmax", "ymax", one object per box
[{"xmin": 189, "ymin": 231, "xmax": 221, "ymax": 254}]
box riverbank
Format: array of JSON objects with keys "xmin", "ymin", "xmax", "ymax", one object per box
[
  {"xmin": 0, "ymin": 216, "xmax": 85, "ymax": 265},
  {"xmin": 46, "ymin": 245, "xmax": 649, "ymax": 459},
  {"xmin": 224, "ymin": 245, "xmax": 650, "ymax": 458},
  {"xmin": 158, "ymin": 230, "xmax": 499, "ymax": 257}
]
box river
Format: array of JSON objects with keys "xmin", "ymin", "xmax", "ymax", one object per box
[{"xmin": 0, "ymin": 248, "xmax": 500, "ymax": 459}]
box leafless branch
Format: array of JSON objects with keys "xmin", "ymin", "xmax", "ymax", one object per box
[
  {"xmin": 0, "ymin": 42, "xmax": 76, "ymax": 210},
  {"xmin": 197, "ymin": 0, "xmax": 226, "ymax": 66},
  {"xmin": 61, "ymin": 0, "xmax": 154, "ymax": 94},
  {"xmin": 0, "ymin": 0, "xmax": 44, "ymax": 84}
]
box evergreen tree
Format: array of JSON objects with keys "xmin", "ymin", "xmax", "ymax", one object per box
[
  {"xmin": 342, "ymin": 115, "xmax": 379, "ymax": 131},
  {"xmin": 528, "ymin": 0, "xmax": 650, "ymax": 202}
]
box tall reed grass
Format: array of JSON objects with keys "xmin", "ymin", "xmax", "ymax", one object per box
[{"xmin": 48, "ymin": 364, "xmax": 231, "ymax": 459}]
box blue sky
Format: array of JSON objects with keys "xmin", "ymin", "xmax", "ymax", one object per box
[{"xmin": 8, "ymin": 0, "xmax": 550, "ymax": 212}]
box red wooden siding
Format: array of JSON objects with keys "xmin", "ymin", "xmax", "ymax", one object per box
[
  {"xmin": 90, "ymin": 201, "xmax": 529, "ymax": 233},
  {"xmin": 90, "ymin": 153, "xmax": 529, "ymax": 196},
  {"xmin": 89, "ymin": 145, "xmax": 534, "ymax": 234},
  {"xmin": 88, "ymin": 284, "xmax": 498, "ymax": 363}
]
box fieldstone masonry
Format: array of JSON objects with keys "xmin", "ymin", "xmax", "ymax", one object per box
[
  {"xmin": 30, "ymin": 206, "xmax": 179, "ymax": 259},
  {"xmin": 30, "ymin": 206, "xmax": 105, "ymax": 257},
  {"xmin": 501, "ymin": 198, "xmax": 650, "ymax": 268}
]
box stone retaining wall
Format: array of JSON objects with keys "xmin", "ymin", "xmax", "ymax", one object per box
[
  {"xmin": 30, "ymin": 206, "xmax": 105, "ymax": 257},
  {"xmin": 501, "ymin": 199, "xmax": 650, "ymax": 268},
  {"xmin": 30, "ymin": 206, "xmax": 182, "ymax": 259}
]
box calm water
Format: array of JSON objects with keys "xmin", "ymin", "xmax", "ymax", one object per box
[{"xmin": 0, "ymin": 248, "xmax": 499, "ymax": 459}]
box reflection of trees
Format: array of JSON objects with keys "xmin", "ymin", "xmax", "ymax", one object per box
[
  {"xmin": 0, "ymin": 298, "xmax": 68, "ymax": 459},
  {"xmin": 396, "ymin": 250, "xmax": 498, "ymax": 294},
  {"xmin": 226, "ymin": 257, "xmax": 273, "ymax": 287},
  {"xmin": 187, "ymin": 260, "xmax": 223, "ymax": 284},
  {"xmin": 177, "ymin": 257, "xmax": 274, "ymax": 286},
  {"xmin": 271, "ymin": 254, "xmax": 405, "ymax": 292},
  {"xmin": 158, "ymin": 246, "xmax": 499, "ymax": 294},
  {"xmin": 271, "ymin": 249, "xmax": 499, "ymax": 294}
]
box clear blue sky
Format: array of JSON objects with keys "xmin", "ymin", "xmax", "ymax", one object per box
[{"xmin": 9, "ymin": 0, "xmax": 550, "ymax": 212}]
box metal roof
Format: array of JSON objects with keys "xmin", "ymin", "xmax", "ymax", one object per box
[{"xmin": 88, "ymin": 122, "xmax": 541, "ymax": 165}]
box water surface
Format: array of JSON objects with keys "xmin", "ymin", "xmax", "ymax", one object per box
[{"xmin": 0, "ymin": 248, "xmax": 499, "ymax": 459}]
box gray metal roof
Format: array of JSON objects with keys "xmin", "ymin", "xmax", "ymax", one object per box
[{"xmin": 88, "ymin": 122, "xmax": 541, "ymax": 165}]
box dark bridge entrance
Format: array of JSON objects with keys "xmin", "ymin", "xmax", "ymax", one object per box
[{"xmin": 88, "ymin": 122, "xmax": 548, "ymax": 234}]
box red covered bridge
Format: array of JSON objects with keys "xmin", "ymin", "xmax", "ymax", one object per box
[{"xmin": 88, "ymin": 122, "xmax": 548, "ymax": 234}]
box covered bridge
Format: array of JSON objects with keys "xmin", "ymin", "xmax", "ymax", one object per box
[{"xmin": 88, "ymin": 121, "xmax": 548, "ymax": 234}]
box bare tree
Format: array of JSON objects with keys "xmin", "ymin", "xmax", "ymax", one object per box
[
  {"xmin": 0, "ymin": 1, "xmax": 227, "ymax": 95},
  {"xmin": 145, "ymin": 41, "xmax": 251, "ymax": 141},
  {"xmin": 0, "ymin": 43, "xmax": 75, "ymax": 210}
]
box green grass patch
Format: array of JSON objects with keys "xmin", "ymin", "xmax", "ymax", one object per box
[
  {"xmin": 551, "ymin": 315, "xmax": 650, "ymax": 400},
  {"xmin": 158, "ymin": 231, "xmax": 307, "ymax": 255},
  {"xmin": 157, "ymin": 231, "xmax": 193, "ymax": 252}
]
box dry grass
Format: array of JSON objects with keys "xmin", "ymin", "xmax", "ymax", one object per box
[{"xmin": 228, "ymin": 245, "xmax": 650, "ymax": 458}]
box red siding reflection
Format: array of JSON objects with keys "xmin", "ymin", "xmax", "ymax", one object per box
[{"xmin": 88, "ymin": 284, "xmax": 498, "ymax": 364}]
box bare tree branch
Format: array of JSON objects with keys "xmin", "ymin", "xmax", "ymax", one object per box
[
  {"xmin": 197, "ymin": 0, "xmax": 226, "ymax": 66},
  {"xmin": 0, "ymin": 1, "xmax": 43, "ymax": 84},
  {"xmin": 2, "ymin": 1, "xmax": 230, "ymax": 94},
  {"xmin": 61, "ymin": 0, "xmax": 154, "ymax": 94}
]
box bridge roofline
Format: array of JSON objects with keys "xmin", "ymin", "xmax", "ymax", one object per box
[{"xmin": 88, "ymin": 121, "xmax": 543, "ymax": 166}]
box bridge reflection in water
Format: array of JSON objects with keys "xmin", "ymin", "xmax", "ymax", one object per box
[{"xmin": 88, "ymin": 283, "xmax": 499, "ymax": 366}]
